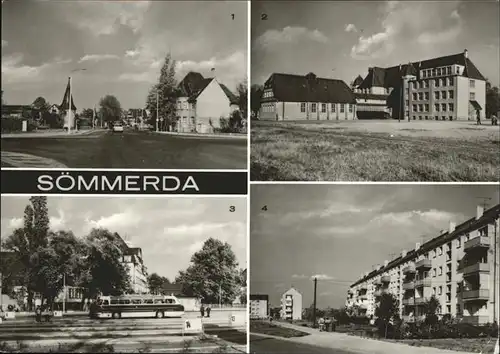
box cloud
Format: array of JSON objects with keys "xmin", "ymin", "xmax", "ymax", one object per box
[
  {"xmin": 78, "ymin": 54, "xmax": 121, "ymax": 63},
  {"xmin": 8, "ymin": 217, "xmax": 23, "ymax": 229},
  {"xmin": 49, "ymin": 209, "xmax": 66, "ymax": 231},
  {"xmin": 1, "ymin": 53, "xmax": 71, "ymax": 84},
  {"xmin": 125, "ymin": 49, "xmax": 140, "ymax": 58},
  {"xmin": 292, "ymin": 274, "xmax": 335, "ymax": 280},
  {"xmin": 85, "ymin": 210, "xmax": 143, "ymax": 231},
  {"xmin": 1, "ymin": 40, "xmax": 7, "ymax": 48},
  {"xmin": 371, "ymin": 209, "xmax": 457, "ymax": 226},
  {"xmin": 255, "ymin": 26, "xmax": 329, "ymax": 49},
  {"xmin": 345, "ymin": 24, "xmax": 358, "ymax": 33}
]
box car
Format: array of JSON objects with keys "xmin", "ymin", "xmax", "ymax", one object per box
[{"xmin": 112, "ymin": 122, "xmax": 124, "ymax": 132}]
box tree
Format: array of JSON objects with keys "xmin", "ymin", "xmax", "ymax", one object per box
[
  {"xmin": 236, "ymin": 81, "xmax": 248, "ymax": 118},
  {"xmin": 175, "ymin": 238, "xmax": 240, "ymax": 304},
  {"xmin": 145, "ymin": 84, "xmax": 159, "ymax": 127},
  {"xmin": 486, "ymin": 81, "xmax": 500, "ymax": 118},
  {"xmin": 99, "ymin": 95, "xmax": 122, "ymax": 124},
  {"xmin": 147, "ymin": 273, "xmax": 172, "ymax": 295},
  {"xmin": 250, "ymin": 84, "xmax": 264, "ymax": 119},
  {"xmin": 156, "ymin": 53, "xmax": 179, "ymax": 131},
  {"xmin": 32, "ymin": 97, "xmax": 50, "ymax": 112},
  {"xmin": 374, "ymin": 293, "xmax": 399, "ymax": 338},
  {"xmin": 423, "ymin": 295, "xmax": 440, "ymax": 328},
  {"xmin": 80, "ymin": 108, "xmax": 94, "ymax": 120}
]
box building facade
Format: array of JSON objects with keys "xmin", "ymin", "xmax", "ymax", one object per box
[
  {"xmin": 353, "ymin": 50, "xmax": 487, "ymax": 121},
  {"xmin": 260, "ymin": 73, "xmax": 357, "ymax": 121},
  {"xmin": 122, "ymin": 242, "xmax": 149, "ymax": 294},
  {"xmin": 281, "ymin": 287, "xmax": 303, "ymax": 320},
  {"xmin": 250, "ymin": 294, "xmax": 269, "ymax": 319},
  {"xmin": 346, "ymin": 204, "xmax": 500, "ymax": 325},
  {"xmin": 176, "ymin": 72, "xmax": 239, "ymax": 133}
]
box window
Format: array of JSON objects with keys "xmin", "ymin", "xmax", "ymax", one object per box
[
  {"xmin": 432, "ymin": 68, "xmax": 437, "ymax": 76},
  {"xmin": 340, "ymin": 104, "xmax": 345, "ymax": 113},
  {"xmin": 439, "ymin": 286, "xmax": 442, "ymax": 295},
  {"xmin": 413, "ymin": 93, "xmax": 418, "ymax": 100},
  {"xmin": 418, "ymin": 92, "xmax": 423, "ymax": 100},
  {"xmin": 470, "ymin": 92, "xmax": 475, "ymax": 100},
  {"xmin": 470, "ymin": 79, "xmax": 475, "ymax": 88},
  {"xmin": 321, "ymin": 103, "xmax": 326, "ymax": 113},
  {"xmin": 425, "ymin": 104, "xmax": 429, "ymax": 112},
  {"xmin": 311, "ymin": 103, "xmax": 317, "ymax": 113},
  {"xmin": 449, "ymin": 90, "xmax": 454, "ymax": 99},
  {"xmin": 435, "ymin": 79, "xmax": 440, "ymax": 87},
  {"xmin": 435, "ymin": 91, "xmax": 440, "ymax": 100},
  {"xmin": 447, "ymin": 67, "xmax": 452, "ymax": 75},
  {"xmin": 456, "ymin": 67, "xmax": 460, "ymax": 74},
  {"xmin": 423, "ymin": 71, "xmax": 427, "ymax": 78},
  {"xmin": 413, "ymin": 104, "xmax": 417, "ymax": 112},
  {"xmin": 349, "ymin": 104, "xmax": 353, "ymax": 113},
  {"xmin": 439, "ymin": 267, "xmax": 443, "ymax": 276},
  {"xmin": 435, "ymin": 115, "xmax": 438, "ymax": 120},
  {"xmin": 433, "ymin": 250, "xmax": 436, "ymax": 258},
  {"xmin": 418, "ymin": 104, "xmax": 423, "ymax": 112},
  {"xmin": 424, "ymin": 92, "xmax": 429, "ymax": 100},
  {"xmin": 406, "ymin": 100, "xmax": 409, "ymax": 107},
  {"xmin": 110, "ymin": 300, "xmax": 118, "ymax": 305},
  {"xmin": 331, "ymin": 103, "xmax": 336, "ymax": 112},
  {"xmin": 435, "ymin": 104, "xmax": 440, "ymax": 112},
  {"xmin": 441, "ymin": 78, "xmax": 446, "ymax": 86},
  {"xmin": 300, "ymin": 103, "xmax": 306, "ymax": 113},
  {"xmin": 442, "ymin": 91, "xmax": 447, "ymax": 99},
  {"xmin": 433, "ymin": 268, "xmax": 437, "ymax": 277},
  {"xmin": 103, "ymin": 300, "xmax": 109, "ymax": 305},
  {"xmin": 132, "ymin": 299, "xmax": 142, "ymax": 304},
  {"xmin": 448, "ymin": 77, "xmax": 453, "ymax": 86},
  {"xmin": 442, "ymin": 103, "xmax": 447, "ymax": 112},
  {"xmin": 154, "ymin": 299, "xmax": 164, "ymax": 304},
  {"xmin": 449, "ymin": 103, "xmax": 454, "ymax": 112},
  {"xmin": 433, "ymin": 287, "xmax": 436, "ymax": 295}
]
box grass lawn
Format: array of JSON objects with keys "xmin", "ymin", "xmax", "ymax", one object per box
[
  {"xmin": 392, "ymin": 338, "xmax": 497, "ymax": 353},
  {"xmin": 250, "ymin": 320, "xmax": 310, "ymax": 338},
  {"xmin": 251, "ymin": 120, "xmax": 500, "ymax": 181}
]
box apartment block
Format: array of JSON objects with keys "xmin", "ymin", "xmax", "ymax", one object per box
[
  {"xmin": 352, "ymin": 49, "xmax": 487, "ymax": 121},
  {"xmin": 250, "ymin": 294, "xmax": 269, "ymax": 319},
  {"xmin": 346, "ymin": 204, "xmax": 500, "ymax": 325},
  {"xmin": 281, "ymin": 287, "xmax": 303, "ymax": 320}
]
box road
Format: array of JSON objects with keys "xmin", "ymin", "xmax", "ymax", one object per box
[
  {"xmin": 249, "ymin": 335, "xmax": 357, "ymax": 354},
  {"xmin": 1, "ymin": 129, "xmax": 247, "ymax": 169},
  {"xmin": 0, "ymin": 313, "xmax": 247, "ymax": 353}
]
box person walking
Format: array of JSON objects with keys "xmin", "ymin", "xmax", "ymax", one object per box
[
  {"xmin": 206, "ymin": 305, "xmax": 211, "ymax": 318},
  {"xmin": 476, "ymin": 110, "xmax": 481, "ymax": 125},
  {"xmin": 491, "ymin": 114, "xmax": 498, "ymax": 126},
  {"xmin": 200, "ymin": 304, "xmax": 205, "ymax": 318},
  {"xmin": 35, "ymin": 306, "xmax": 42, "ymax": 323}
]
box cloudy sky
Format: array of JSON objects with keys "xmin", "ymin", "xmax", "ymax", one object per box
[
  {"xmin": 2, "ymin": 0, "xmax": 247, "ymax": 109},
  {"xmin": 250, "ymin": 184, "xmax": 499, "ymax": 309},
  {"xmin": 251, "ymin": 0, "xmax": 500, "ymax": 86},
  {"xmin": 1, "ymin": 196, "xmax": 247, "ymax": 280}
]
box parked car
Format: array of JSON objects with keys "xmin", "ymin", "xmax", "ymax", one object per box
[{"xmin": 112, "ymin": 121, "xmax": 124, "ymax": 132}]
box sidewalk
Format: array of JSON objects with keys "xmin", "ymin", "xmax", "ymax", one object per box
[
  {"xmin": 1, "ymin": 128, "xmax": 105, "ymax": 139},
  {"xmin": 1, "ymin": 151, "xmax": 67, "ymax": 168},
  {"xmin": 154, "ymin": 131, "xmax": 247, "ymax": 140},
  {"xmin": 266, "ymin": 321, "xmax": 477, "ymax": 354}
]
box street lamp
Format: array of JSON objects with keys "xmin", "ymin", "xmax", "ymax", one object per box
[{"xmin": 68, "ymin": 68, "xmax": 86, "ymax": 134}]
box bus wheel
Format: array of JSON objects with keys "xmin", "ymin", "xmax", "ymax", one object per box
[
  {"xmin": 156, "ymin": 311, "xmax": 164, "ymax": 319},
  {"xmin": 112, "ymin": 312, "xmax": 121, "ymax": 319}
]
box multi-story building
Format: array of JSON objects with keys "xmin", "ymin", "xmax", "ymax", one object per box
[
  {"xmin": 122, "ymin": 241, "xmax": 149, "ymax": 294},
  {"xmin": 259, "ymin": 72, "xmax": 357, "ymax": 121},
  {"xmin": 353, "ymin": 49, "xmax": 487, "ymax": 121},
  {"xmin": 281, "ymin": 287, "xmax": 303, "ymax": 320},
  {"xmin": 176, "ymin": 71, "xmax": 239, "ymax": 133},
  {"xmin": 250, "ymin": 294, "xmax": 269, "ymax": 319},
  {"xmin": 346, "ymin": 204, "xmax": 499, "ymax": 325}
]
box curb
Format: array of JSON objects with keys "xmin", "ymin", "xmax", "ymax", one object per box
[
  {"xmin": 153, "ymin": 131, "xmax": 247, "ymax": 140},
  {"xmin": 1, "ymin": 151, "xmax": 68, "ymax": 168},
  {"xmin": 1, "ymin": 129, "xmax": 104, "ymax": 139}
]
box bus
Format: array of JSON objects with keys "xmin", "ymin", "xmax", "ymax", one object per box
[{"xmin": 89, "ymin": 294, "xmax": 185, "ymax": 319}]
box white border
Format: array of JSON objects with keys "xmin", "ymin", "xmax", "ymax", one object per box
[
  {"xmin": 246, "ymin": 0, "xmax": 251, "ymax": 351},
  {"xmin": 1, "ymin": 168, "xmax": 247, "ymax": 172}
]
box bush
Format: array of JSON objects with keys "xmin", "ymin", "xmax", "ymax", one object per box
[
  {"xmin": 400, "ymin": 318, "xmax": 499, "ymax": 340},
  {"xmin": 1, "ymin": 117, "xmax": 37, "ymax": 133},
  {"xmin": 217, "ymin": 111, "xmax": 245, "ymax": 133}
]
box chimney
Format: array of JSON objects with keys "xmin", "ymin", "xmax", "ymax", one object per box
[
  {"xmin": 449, "ymin": 221, "xmax": 456, "ymax": 233},
  {"xmin": 476, "ymin": 205, "xmax": 484, "ymax": 220},
  {"xmin": 402, "ymin": 249, "xmax": 407, "ymax": 258},
  {"xmin": 464, "ymin": 49, "xmax": 468, "ymax": 59},
  {"xmin": 384, "ymin": 260, "xmax": 389, "ymax": 267},
  {"xmin": 415, "ymin": 242, "xmax": 421, "ymax": 251},
  {"xmin": 399, "ymin": 64, "xmax": 402, "ymax": 71}
]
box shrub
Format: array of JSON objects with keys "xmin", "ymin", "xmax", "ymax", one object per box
[{"xmin": 1, "ymin": 117, "xmax": 37, "ymax": 133}]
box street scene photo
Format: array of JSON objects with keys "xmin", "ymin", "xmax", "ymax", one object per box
[
  {"xmin": 249, "ymin": 184, "xmax": 499, "ymax": 354},
  {"xmin": 1, "ymin": 1, "xmax": 248, "ymax": 169},
  {"xmin": 0, "ymin": 196, "xmax": 248, "ymax": 353},
  {"xmin": 250, "ymin": 0, "xmax": 500, "ymax": 181}
]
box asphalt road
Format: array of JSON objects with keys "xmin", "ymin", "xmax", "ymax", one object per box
[
  {"xmin": 249, "ymin": 335, "xmax": 357, "ymax": 354},
  {"xmin": 1, "ymin": 129, "xmax": 247, "ymax": 169}
]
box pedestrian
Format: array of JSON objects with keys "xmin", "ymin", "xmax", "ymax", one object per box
[
  {"xmin": 491, "ymin": 114, "xmax": 498, "ymax": 126},
  {"xmin": 476, "ymin": 110, "xmax": 481, "ymax": 125},
  {"xmin": 35, "ymin": 306, "xmax": 42, "ymax": 323},
  {"xmin": 200, "ymin": 304, "xmax": 205, "ymax": 318},
  {"xmin": 206, "ymin": 305, "xmax": 211, "ymax": 318}
]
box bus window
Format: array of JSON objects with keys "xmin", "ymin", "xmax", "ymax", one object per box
[
  {"xmin": 103, "ymin": 300, "xmax": 109, "ymax": 305},
  {"xmin": 144, "ymin": 299, "xmax": 153, "ymax": 304},
  {"xmin": 119, "ymin": 300, "xmax": 131, "ymax": 305},
  {"xmin": 132, "ymin": 299, "xmax": 142, "ymax": 304},
  {"xmin": 154, "ymin": 299, "xmax": 164, "ymax": 304},
  {"xmin": 166, "ymin": 299, "xmax": 174, "ymax": 304},
  {"xmin": 110, "ymin": 300, "xmax": 118, "ymax": 305}
]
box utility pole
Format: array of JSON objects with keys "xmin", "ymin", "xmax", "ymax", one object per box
[
  {"xmin": 219, "ymin": 284, "xmax": 222, "ymax": 308},
  {"xmin": 68, "ymin": 76, "xmax": 72, "ymax": 134},
  {"xmin": 156, "ymin": 89, "xmax": 159, "ymax": 132},
  {"xmin": 313, "ymin": 277, "xmax": 318, "ymax": 328},
  {"xmin": 62, "ymin": 274, "xmax": 66, "ymax": 313}
]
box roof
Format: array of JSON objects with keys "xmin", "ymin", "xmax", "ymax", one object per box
[
  {"xmin": 352, "ymin": 75, "xmax": 364, "ymax": 86},
  {"xmin": 60, "ymin": 78, "xmax": 77, "ymax": 111},
  {"xmin": 470, "ymin": 100, "xmax": 482, "ymax": 110},
  {"xmin": 354, "ymin": 92, "xmax": 389, "ymax": 101},
  {"xmin": 178, "ymin": 71, "xmax": 238, "ymax": 104},
  {"xmin": 2, "ymin": 105, "xmax": 32, "ymax": 114},
  {"xmin": 263, "ymin": 73, "xmax": 356, "ymax": 104},
  {"xmin": 359, "ymin": 52, "xmax": 486, "ymax": 89},
  {"xmin": 250, "ymin": 294, "xmax": 269, "ymax": 301}
]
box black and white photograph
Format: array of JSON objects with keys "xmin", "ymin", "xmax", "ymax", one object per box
[
  {"xmin": 249, "ymin": 184, "xmax": 500, "ymax": 354},
  {"xmin": 0, "ymin": 196, "xmax": 248, "ymax": 353},
  {"xmin": 250, "ymin": 1, "xmax": 500, "ymax": 181},
  {"xmin": 1, "ymin": 0, "xmax": 248, "ymax": 169}
]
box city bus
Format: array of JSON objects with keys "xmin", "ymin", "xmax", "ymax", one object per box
[{"xmin": 89, "ymin": 294, "xmax": 185, "ymax": 319}]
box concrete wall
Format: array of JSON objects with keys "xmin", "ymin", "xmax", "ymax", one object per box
[
  {"xmin": 262, "ymin": 102, "xmax": 356, "ymax": 121},
  {"xmin": 196, "ymin": 80, "xmax": 231, "ymax": 121},
  {"xmin": 456, "ymin": 77, "xmax": 485, "ymax": 121}
]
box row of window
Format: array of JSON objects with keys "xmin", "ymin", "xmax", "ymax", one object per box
[
  {"xmin": 410, "ymin": 77, "xmax": 455, "ymax": 90},
  {"xmin": 263, "ymin": 91, "xmax": 273, "ymax": 98},
  {"xmin": 411, "ymin": 90, "xmax": 455, "ymax": 101},
  {"xmin": 176, "ymin": 102, "xmax": 193, "ymax": 110},
  {"xmin": 411, "ymin": 103, "xmax": 454, "ymax": 113},
  {"xmin": 261, "ymin": 103, "xmax": 275, "ymax": 113},
  {"xmin": 300, "ymin": 102, "xmax": 354, "ymax": 113},
  {"xmin": 104, "ymin": 298, "xmax": 176, "ymax": 305},
  {"xmin": 421, "ymin": 66, "xmax": 457, "ymax": 79}
]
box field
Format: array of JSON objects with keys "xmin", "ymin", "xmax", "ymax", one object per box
[
  {"xmin": 251, "ymin": 120, "xmax": 500, "ymax": 181},
  {"xmin": 249, "ymin": 320, "xmax": 310, "ymax": 338}
]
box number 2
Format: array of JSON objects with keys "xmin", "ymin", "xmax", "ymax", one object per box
[{"xmin": 261, "ymin": 13, "xmax": 268, "ymax": 20}]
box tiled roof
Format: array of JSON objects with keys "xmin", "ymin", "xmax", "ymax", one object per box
[
  {"xmin": 219, "ymin": 83, "xmax": 239, "ymax": 105},
  {"xmin": 352, "ymin": 75, "xmax": 364, "ymax": 86},
  {"xmin": 263, "ymin": 73, "xmax": 356, "ymax": 104},
  {"xmin": 179, "ymin": 72, "xmax": 238, "ymax": 104},
  {"xmin": 359, "ymin": 52, "xmax": 486, "ymax": 89}
]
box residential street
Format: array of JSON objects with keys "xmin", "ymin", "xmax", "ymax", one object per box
[
  {"xmin": 1, "ymin": 129, "xmax": 247, "ymax": 169},
  {"xmin": 0, "ymin": 311, "xmax": 247, "ymax": 353},
  {"xmin": 250, "ymin": 334, "xmax": 357, "ymax": 354}
]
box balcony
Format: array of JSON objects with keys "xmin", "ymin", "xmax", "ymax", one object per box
[
  {"xmin": 415, "ymin": 297, "xmax": 428, "ymax": 305},
  {"xmin": 381, "ymin": 275, "xmax": 391, "ymax": 283},
  {"xmin": 403, "ymin": 264, "xmax": 416, "ymax": 274},
  {"xmin": 403, "ymin": 281, "xmax": 415, "ymax": 290},
  {"xmin": 416, "ymin": 259, "xmax": 432, "ymax": 270},
  {"xmin": 464, "ymin": 236, "xmax": 490, "ymax": 251},
  {"xmin": 462, "ymin": 289, "xmax": 489, "ymax": 301},
  {"xmin": 403, "ymin": 298, "xmax": 415, "ymax": 306},
  {"xmin": 414, "ymin": 278, "xmax": 431, "ymax": 288},
  {"xmin": 462, "ymin": 263, "xmax": 489, "ymax": 276}
]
